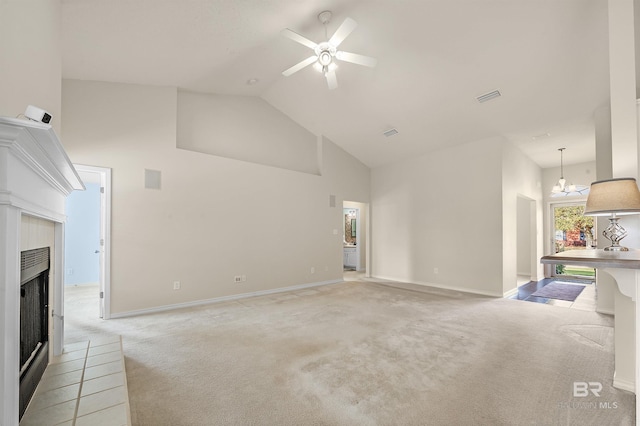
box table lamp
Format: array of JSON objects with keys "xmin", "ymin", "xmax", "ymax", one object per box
[{"xmin": 584, "ymin": 178, "xmax": 640, "ymax": 251}]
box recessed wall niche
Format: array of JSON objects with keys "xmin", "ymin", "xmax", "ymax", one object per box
[{"xmin": 176, "ymin": 90, "xmax": 319, "ymax": 175}]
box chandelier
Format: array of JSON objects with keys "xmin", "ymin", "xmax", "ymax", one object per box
[{"xmin": 551, "ymin": 148, "xmax": 589, "ymax": 197}]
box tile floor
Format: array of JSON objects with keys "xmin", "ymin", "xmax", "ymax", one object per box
[
  {"xmin": 20, "ymin": 335, "xmax": 131, "ymax": 426},
  {"xmin": 509, "ymin": 277, "xmax": 597, "ymax": 311}
]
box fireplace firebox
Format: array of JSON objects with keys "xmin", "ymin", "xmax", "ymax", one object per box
[{"xmin": 19, "ymin": 247, "xmax": 50, "ymax": 419}]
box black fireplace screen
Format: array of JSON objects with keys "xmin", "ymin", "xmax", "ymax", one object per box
[{"xmin": 19, "ymin": 247, "xmax": 50, "ymax": 419}]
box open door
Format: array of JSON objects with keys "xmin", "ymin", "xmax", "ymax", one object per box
[
  {"xmin": 551, "ymin": 203, "xmax": 595, "ymax": 279},
  {"xmin": 343, "ymin": 201, "xmax": 369, "ymax": 277},
  {"xmin": 64, "ymin": 165, "xmax": 111, "ymax": 329}
]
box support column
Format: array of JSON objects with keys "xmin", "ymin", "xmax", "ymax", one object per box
[
  {"xmin": 594, "ymin": 105, "xmax": 617, "ymax": 315},
  {"xmin": 609, "ymin": 0, "xmax": 638, "ymax": 179},
  {"xmin": 607, "ymin": 0, "xmax": 639, "ymax": 418}
]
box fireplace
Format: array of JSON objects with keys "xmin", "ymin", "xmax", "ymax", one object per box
[
  {"xmin": 0, "ymin": 117, "xmax": 84, "ymax": 424},
  {"xmin": 19, "ymin": 247, "xmax": 50, "ymax": 419}
]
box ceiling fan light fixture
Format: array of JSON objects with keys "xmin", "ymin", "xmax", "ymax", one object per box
[
  {"xmin": 281, "ymin": 11, "xmax": 376, "ymax": 90},
  {"xmin": 319, "ymin": 50, "xmax": 333, "ymax": 66}
]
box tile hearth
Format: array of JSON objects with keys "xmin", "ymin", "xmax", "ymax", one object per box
[{"xmin": 20, "ymin": 335, "xmax": 130, "ymax": 426}]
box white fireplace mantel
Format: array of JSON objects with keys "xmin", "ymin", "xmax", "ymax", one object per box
[
  {"xmin": 0, "ymin": 116, "xmax": 84, "ymax": 425},
  {"xmin": 0, "ymin": 116, "xmax": 84, "ymax": 220}
]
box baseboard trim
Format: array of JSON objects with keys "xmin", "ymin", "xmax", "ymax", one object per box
[
  {"xmin": 110, "ymin": 279, "xmax": 342, "ymax": 319},
  {"xmin": 503, "ymin": 287, "xmax": 519, "ymax": 298},
  {"xmin": 370, "ymin": 275, "xmax": 503, "ymax": 298},
  {"xmin": 613, "ymin": 372, "xmax": 635, "ymax": 393},
  {"xmin": 596, "ymin": 307, "xmax": 615, "ymax": 316}
]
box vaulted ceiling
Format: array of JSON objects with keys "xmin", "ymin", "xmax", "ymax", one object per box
[{"xmin": 61, "ymin": 0, "xmax": 611, "ymax": 169}]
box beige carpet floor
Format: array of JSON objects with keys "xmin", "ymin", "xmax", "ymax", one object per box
[{"xmin": 64, "ymin": 280, "xmax": 635, "ymax": 425}]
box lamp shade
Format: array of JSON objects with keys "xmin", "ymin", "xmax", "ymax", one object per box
[{"xmin": 584, "ymin": 178, "xmax": 640, "ymax": 216}]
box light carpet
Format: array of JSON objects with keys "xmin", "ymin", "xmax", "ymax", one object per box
[{"xmin": 64, "ymin": 281, "xmax": 635, "ymax": 425}]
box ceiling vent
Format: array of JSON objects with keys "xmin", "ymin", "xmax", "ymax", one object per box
[
  {"xmin": 476, "ymin": 90, "xmax": 501, "ymax": 103},
  {"xmin": 383, "ymin": 128, "xmax": 399, "ymax": 137},
  {"xmin": 532, "ymin": 132, "xmax": 551, "ymax": 140}
]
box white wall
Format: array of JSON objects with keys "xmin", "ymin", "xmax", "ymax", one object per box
[
  {"xmin": 516, "ymin": 196, "xmax": 532, "ymax": 276},
  {"xmin": 502, "ymin": 142, "xmax": 543, "ymax": 294},
  {"xmin": 0, "ymin": 0, "xmax": 61, "ymax": 133},
  {"xmin": 0, "ymin": 2, "xmax": 62, "ymax": 423},
  {"xmin": 371, "ymin": 137, "xmax": 504, "ymax": 296},
  {"xmin": 371, "ymin": 137, "xmax": 542, "ymax": 297},
  {"xmin": 62, "ymin": 79, "xmax": 370, "ymax": 315},
  {"xmin": 177, "ymin": 90, "xmax": 319, "ymax": 175}
]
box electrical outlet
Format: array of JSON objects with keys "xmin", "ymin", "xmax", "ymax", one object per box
[
  {"xmin": 234, "ymin": 276, "xmax": 242, "ymax": 283},
  {"xmin": 434, "ymin": 267, "xmax": 439, "ymax": 274},
  {"xmin": 173, "ymin": 281, "xmax": 181, "ymax": 290},
  {"xmin": 241, "ymin": 275, "xmax": 247, "ymax": 282},
  {"xmin": 311, "ymin": 267, "xmax": 315, "ymax": 274}
]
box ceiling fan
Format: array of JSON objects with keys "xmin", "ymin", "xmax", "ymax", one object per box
[{"xmin": 281, "ymin": 11, "xmax": 377, "ymax": 90}]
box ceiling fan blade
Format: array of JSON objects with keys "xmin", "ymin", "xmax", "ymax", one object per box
[
  {"xmin": 335, "ymin": 51, "xmax": 377, "ymax": 68},
  {"xmin": 281, "ymin": 28, "xmax": 318, "ymax": 50},
  {"xmin": 329, "ymin": 17, "xmax": 357, "ymax": 47},
  {"xmin": 282, "ymin": 56, "xmax": 318, "ymax": 76},
  {"xmin": 325, "ymin": 70, "xmax": 338, "ymax": 90}
]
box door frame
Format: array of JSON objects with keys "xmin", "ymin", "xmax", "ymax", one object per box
[
  {"xmin": 69, "ymin": 165, "xmax": 112, "ymax": 319},
  {"xmin": 548, "ymin": 199, "xmax": 595, "ymax": 278},
  {"xmin": 516, "ymin": 194, "xmax": 537, "ymax": 282},
  {"xmin": 342, "ymin": 201, "xmax": 370, "ymax": 275}
]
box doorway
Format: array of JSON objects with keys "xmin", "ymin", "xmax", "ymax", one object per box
[
  {"xmin": 516, "ymin": 195, "xmax": 536, "ymax": 284},
  {"xmin": 551, "ymin": 202, "xmax": 595, "ymax": 279},
  {"xmin": 63, "ymin": 165, "xmax": 111, "ymax": 331},
  {"xmin": 343, "ymin": 201, "xmax": 369, "ymax": 279}
]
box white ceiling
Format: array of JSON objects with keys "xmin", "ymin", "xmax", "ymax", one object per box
[{"xmin": 61, "ymin": 0, "xmax": 611, "ymax": 169}]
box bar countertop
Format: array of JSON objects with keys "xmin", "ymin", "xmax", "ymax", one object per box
[{"xmin": 541, "ymin": 249, "xmax": 640, "ymax": 270}]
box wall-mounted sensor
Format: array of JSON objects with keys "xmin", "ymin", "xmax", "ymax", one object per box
[{"xmin": 24, "ymin": 105, "xmax": 52, "ymax": 124}]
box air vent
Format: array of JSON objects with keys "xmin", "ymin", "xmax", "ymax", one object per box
[
  {"xmin": 383, "ymin": 128, "xmax": 399, "ymax": 137},
  {"xmin": 20, "ymin": 247, "xmax": 50, "ymax": 285},
  {"xmin": 532, "ymin": 132, "xmax": 551, "ymax": 140},
  {"xmin": 476, "ymin": 90, "xmax": 501, "ymax": 103}
]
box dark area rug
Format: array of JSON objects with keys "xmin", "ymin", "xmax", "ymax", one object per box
[{"xmin": 531, "ymin": 281, "xmax": 586, "ymax": 301}]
